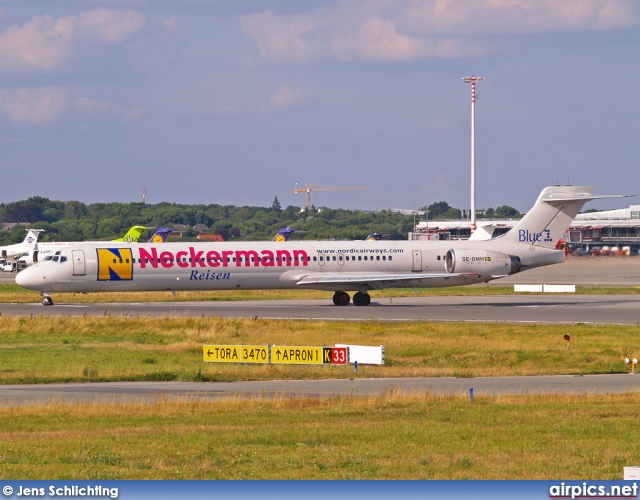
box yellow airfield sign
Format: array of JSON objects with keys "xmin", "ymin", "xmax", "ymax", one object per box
[
  {"xmin": 271, "ymin": 346, "xmax": 323, "ymax": 365},
  {"xmin": 203, "ymin": 345, "xmax": 268, "ymax": 363},
  {"xmin": 240, "ymin": 345, "xmax": 269, "ymax": 363},
  {"xmin": 203, "ymin": 345, "xmax": 348, "ymax": 365}
]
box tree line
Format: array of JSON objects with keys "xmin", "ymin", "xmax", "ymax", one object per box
[{"xmin": 0, "ymin": 196, "xmax": 522, "ymax": 246}]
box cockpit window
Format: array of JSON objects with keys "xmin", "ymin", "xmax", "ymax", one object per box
[
  {"xmin": 52, "ymin": 256, "xmax": 59, "ymax": 262},
  {"xmin": 60, "ymin": 256, "xmax": 67, "ymax": 263},
  {"xmin": 44, "ymin": 256, "xmax": 53, "ymax": 261}
]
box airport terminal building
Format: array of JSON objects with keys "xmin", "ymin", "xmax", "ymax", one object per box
[{"xmin": 409, "ymin": 205, "xmax": 640, "ymax": 255}]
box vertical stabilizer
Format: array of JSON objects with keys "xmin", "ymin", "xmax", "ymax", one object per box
[
  {"xmin": 500, "ymin": 186, "xmax": 595, "ymax": 249},
  {"xmin": 273, "ymin": 228, "xmax": 296, "ymax": 241},
  {"xmin": 24, "ymin": 229, "xmax": 43, "ymax": 245},
  {"xmin": 113, "ymin": 226, "xmax": 146, "ymax": 243}
]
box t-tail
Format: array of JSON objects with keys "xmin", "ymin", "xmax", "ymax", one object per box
[
  {"xmin": 149, "ymin": 228, "xmax": 173, "ymax": 243},
  {"xmin": 112, "ymin": 226, "xmax": 146, "ymax": 243},
  {"xmin": 272, "ymin": 228, "xmax": 296, "ymax": 241},
  {"xmin": 23, "ymin": 229, "xmax": 44, "ymax": 245},
  {"xmin": 500, "ymin": 186, "xmax": 629, "ymax": 249}
]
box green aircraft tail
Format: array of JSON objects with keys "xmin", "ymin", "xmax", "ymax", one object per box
[{"xmin": 112, "ymin": 226, "xmax": 146, "ymax": 243}]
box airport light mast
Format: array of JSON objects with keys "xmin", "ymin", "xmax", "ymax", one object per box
[{"xmin": 462, "ymin": 75, "xmax": 485, "ymax": 233}]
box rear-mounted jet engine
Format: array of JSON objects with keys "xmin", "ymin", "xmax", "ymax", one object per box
[{"xmin": 445, "ymin": 249, "xmax": 521, "ymax": 276}]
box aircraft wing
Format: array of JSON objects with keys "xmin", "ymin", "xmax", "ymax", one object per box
[{"xmin": 296, "ymin": 272, "xmax": 480, "ymax": 290}]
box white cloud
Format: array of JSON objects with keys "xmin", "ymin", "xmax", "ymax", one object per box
[
  {"xmin": 268, "ymin": 86, "xmax": 312, "ymax": 109},
  {"xmin": 163, "ymin": 14, "xmax": 178, "ymax": 33},
  {"xmin": 421, "ymin": 173, "xmax": 452, "ymax": 195},
  {"xmin": 75, "ymin": 97, "xmax": 109, "ymax": 113},
  {"xmin": 216, "ymin": 104, "xmax": 243, "ymax": 115},
  {"xmin": 0, "ymin": 9, "xmax": 145, "ymax": 72},
  {"xmin": 122, "ymin": 106, "xmax": 144, "ymax": 123},
  {"xmin": 242, "ymin": 0, "xmax": 638, "ymax": 63},
  {"xmin": 0, "ymin": 87, "xmax": 69, "ymax": 124},
  {"xmin": 78, "ymin": 9, "xmax": 145, "ymax": 43},
  {"xmin": 399, "ymin": 0, "xmax": 637, "ymax": 35}
]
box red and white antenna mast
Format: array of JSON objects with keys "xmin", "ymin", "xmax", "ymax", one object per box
[
  {"xmin": 461, "ymin": 75, "xmax": 485, "ymax": 233},
  {"xmin": 141, "ymin": 187, "xmax": 147, "ymax": 204}
]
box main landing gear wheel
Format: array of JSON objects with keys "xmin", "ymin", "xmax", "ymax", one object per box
[
  {"xmin": 353, "ymin": 292, "xmax": 371, "ymax": 307},
  {"xmin": 332, "ymin": 291, "xmax": 350, "ymax": 306},
  {"xmin": 41, "ymin": 296, "xmax": 54, "ymax": 306}
]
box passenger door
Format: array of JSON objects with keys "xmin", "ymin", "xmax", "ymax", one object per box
[{"xmin": 72, "ymin": 250, "xmax": 86, "ymax": 276}]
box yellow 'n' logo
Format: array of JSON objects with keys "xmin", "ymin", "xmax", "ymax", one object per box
[{"xmin": 97, "ymin": 248, "xmax": 134, "ymax": 281}]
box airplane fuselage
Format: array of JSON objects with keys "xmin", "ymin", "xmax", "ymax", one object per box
[
  {"xmin": 16, "ymin": 238, "xmax": 562, "ymax": 294},
  {"xmin": 14, "ymin": 185, "xmax": 624, "ymax": 307}
]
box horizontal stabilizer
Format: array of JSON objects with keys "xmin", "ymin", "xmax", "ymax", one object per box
[{"xmin": 542, "ymin": 193, "xmax": 633, "ymax": 204}]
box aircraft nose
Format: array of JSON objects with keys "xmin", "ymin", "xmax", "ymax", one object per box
[{"xmin": 15, "ymin": 270, "xmax": 30, "ymax": 288}]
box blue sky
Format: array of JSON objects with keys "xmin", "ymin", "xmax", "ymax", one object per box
[{"xmin": 0, "ymin": 1, "xmax": 638, "ymax": 213}]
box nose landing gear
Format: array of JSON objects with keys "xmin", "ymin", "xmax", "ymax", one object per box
[{"xmin": 41, "ymin": 293, "xmax": 54, "ymax": 306}]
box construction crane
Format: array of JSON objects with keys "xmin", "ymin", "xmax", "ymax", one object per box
[{"xmin": 294, "ymin": 183, "xmax": 368, "ymax": 211}]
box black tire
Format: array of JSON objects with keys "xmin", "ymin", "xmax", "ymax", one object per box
[
  {"xmin": 332, "ymin": 291, "xmax": 350, "ymax": 306},
  {"xmin": 353, "ymin": 292, "xmax": 371, "ymax": 306},
  {"xmin": 42, "ymin": 296, "xmax": 53, "ymax": 306}
]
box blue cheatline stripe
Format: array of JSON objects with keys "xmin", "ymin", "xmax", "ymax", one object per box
[{"xmin": 0, "ymin": 481, "xmax": 636, "ymax": 499}]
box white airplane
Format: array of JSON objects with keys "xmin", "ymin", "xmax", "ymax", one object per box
[
  {"xmin": 0, "ymin": 229, "xmax": 44, "ymax": 259},
  {"xmin": 16, "ymin": 226, "xmax": 148, "ymax": 267},
  {"xmin": 15, "ymin": 186, "xmax": 626, "ymax": 306}
]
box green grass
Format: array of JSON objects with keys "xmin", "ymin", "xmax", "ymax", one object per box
[
  {"xmin": 2, "ymin": 287, "xmax": 640, "ymax": 480},
  {"xmin": 2, "ymin": 393, "xmax": 640, "ymax": 479},
  {"xmin": 0, "ymin": 316, "xmax": 636, "ymax": 384}
]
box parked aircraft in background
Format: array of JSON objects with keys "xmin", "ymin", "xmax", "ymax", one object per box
[
  {"xmin": 149, "ymin": 228, "xmax": 173, "ymax": 243},
  {"xmin": 112, "ymin": 226, "xmax": 147, "ymax": 242},
  {"xmin": 272, "ymin": 228, "xmax": 296, "ymax": 241},
  {"xmin": 17, "ymin": 226, "xmax": 147, "ymax": 267},
  {"xmin": 0, "ymin": 229, "xmax": 44, "ymax": 259},
  {"xmin": 15, "ymin": 186, "xmax": 627, "ymax": 306},
  {"xmin": 272, "ymin": 228, "xmax": 382, "ymax": 242}
]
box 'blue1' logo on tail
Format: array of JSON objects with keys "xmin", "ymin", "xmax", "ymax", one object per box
[{"xmin": 518, "ymin": 229, "xmax": 553, "ymax": 243}]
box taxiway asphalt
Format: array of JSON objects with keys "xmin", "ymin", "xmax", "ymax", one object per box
[
  {"xmin": 1, "ymin": 374, "xmax": 639, "ymax": 407},
  {"xmin": 1, "ymin": 294, "xmax": 640, "ymax": 324}
]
